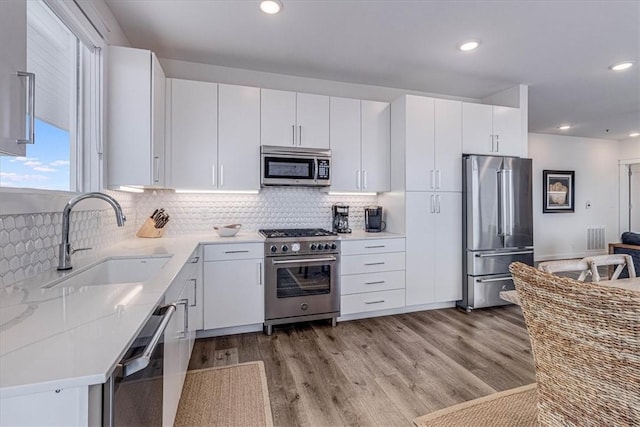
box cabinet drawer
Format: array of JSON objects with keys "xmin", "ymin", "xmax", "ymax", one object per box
[
  {"xmin": 341, "ymin": 289, "xmax": 405, "ymax": 315},
  {"xmin": 341, "ymin": 238, "xmax": 405, "ymax": 255},
  {"xmin": 341, "ymin": 270, "xmax": 405, "ymax": 295},
  {"xmin": 204, "ymin": 243, "xmax": 263, "ymax": 261},
  {"xmin": 341, "ymin": 252, "xmax": 405, "ymax": 275}
]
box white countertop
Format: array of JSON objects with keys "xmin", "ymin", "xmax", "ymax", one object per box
[
  {"xmin": 0, "ymin": 232, "xmax": 263, "ymax": 399},
  {"xmin": 338, "ymin": 230, "xmax": 405, "ymax": 240}
]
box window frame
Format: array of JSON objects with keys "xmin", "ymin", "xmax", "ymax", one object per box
[{"xmin": 0, "ymin": 0, "xmax": 107, "ymax": 214}]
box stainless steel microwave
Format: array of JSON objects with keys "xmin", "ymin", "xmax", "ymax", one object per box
[{"xmin": 261, "ymin": 145, "xmax": 331, "ymax": 187}]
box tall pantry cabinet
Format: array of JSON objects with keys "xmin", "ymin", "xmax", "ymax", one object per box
[{"xmin": 386, "ymin": 95, "xmax": 463, "ymax": 306}]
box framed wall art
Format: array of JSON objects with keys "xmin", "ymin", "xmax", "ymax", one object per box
[{"xmin": 543, "ymin": 170, "xmax": 575, "ymax": 213}]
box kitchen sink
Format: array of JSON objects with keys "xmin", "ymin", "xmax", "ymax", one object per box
[{"xmin": 42, "ymin": 255, "xmax": 171, "ymax": 289}]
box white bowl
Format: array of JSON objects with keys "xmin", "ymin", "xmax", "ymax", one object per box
[{"xmin": 214, "ymin": 224, "xmax": 241, "ymax": 237}]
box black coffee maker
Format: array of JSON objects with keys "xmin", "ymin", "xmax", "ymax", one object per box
[
  {"xmin": 364, "ymin": 206, "xmax": 386, "ymax": 232},
  {"xmin": 332, "ymin": 204, "xmax": 351, "ymax": 233}
]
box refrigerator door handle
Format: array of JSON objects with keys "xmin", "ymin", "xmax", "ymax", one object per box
[
  {"xmin": 497, "ymin": 169, "xmax": 506, "ymax": 236},
  {"xmin": 475, "ymin": 250, "xmax": 534, "ymax": 258},
  {"xmin": 505, "ymin": 169, "xmax": 514, "ymax": 237},
  {"xmin": 476, "ymin": 276, "xmax": 513, "ymax": 283}
]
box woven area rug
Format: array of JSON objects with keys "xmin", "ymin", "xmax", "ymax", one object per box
[
  {"xmin": 413, "ymin": 383, "xmax": 538, "ymax": 427},
  {"xmin": 175, "ymin": 361, "xmax": 274, "ymax": 427}
]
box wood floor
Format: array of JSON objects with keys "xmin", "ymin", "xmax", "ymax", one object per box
[{"xmin": 187, "ymin": 305, "xmax": 536, "ymax": 426}]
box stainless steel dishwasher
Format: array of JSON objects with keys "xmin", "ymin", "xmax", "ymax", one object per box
[{"xmin": 102, "ymin": 300, "xmax": 177, "ymax": 426}]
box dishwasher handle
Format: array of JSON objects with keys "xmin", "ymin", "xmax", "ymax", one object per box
[{"xmin": 120, "ymin": 303, "xmax": 176, "ymax": 378}]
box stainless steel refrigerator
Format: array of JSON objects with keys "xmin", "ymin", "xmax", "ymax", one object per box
[{"xmin": 458, "ymin": 154, "xmax": 534, "ymax": 311}]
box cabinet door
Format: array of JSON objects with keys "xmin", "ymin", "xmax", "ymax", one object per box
[
  {"xmin": 462, "ymin": 102, "xmax": 493, "ymax": 155},
  {"xmin": 434, "ymin": 192, "xmax": 462, "ymax": 302},
  {"xmin": 0, "ymin": 0, "xmax": 27, "ymax": 156},
  {"xmin": 167, "ymin": 79, "xmax": 218, "ymax": 189},
  {"xmin": 329, "ymin": 97, "xmax": 361, "ymax": 192},
  {"xmin": 151, "ymin": 53, "xmax": 166, "ymax": 187},
  {"xmin": 405, "ymin": 96, "xmax": 435, "ymax": 192},
  {"xmin": 218, "ymin": 84, "xmax": 260, "ymax": 190},
  {"xmin": 434, "ymin": 99, "xmax": 462, "ymax": 192},
  {"xmin": 361, "ymin": 100, "xmax": 390, "ymax": 192},
  {"xmin": 204, "ymin": 259, "xmax": 264, "ymax": 329},
  {"xmin": 405, "ymin": 192, "xmax": 436, "ymax": 305},
  {"xmin": 492, "ymin": 106, "xmax": 523, "ymax": 157},
  {"xmin": 164, "ymin": 280, "xmax": 188, "ymax": 427},
  {"xmin": 261, "ymin": 88, "xmax": 296, "ymax": 147},
  {"xmin": 107, "ymin": 46, "xmax": 158, "ymax": 187},
  {"xmin": 296, "ymin": 92, "xmax": 330, "ymax": 148}
]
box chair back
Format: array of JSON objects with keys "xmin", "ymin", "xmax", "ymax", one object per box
[
  {"xmin": 537, "ymin": 259, "xmax": 590, "ymax": 281},
  {"xmin": 509, "ymin": 262, "xmax": 640, "ymax": 426},
  {"xmin": 584, "ymin": 254, "xmax": 637, "ymax": 281}
]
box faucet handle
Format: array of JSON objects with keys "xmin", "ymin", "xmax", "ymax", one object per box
[{"xmin": 71, "ymin": 247, "xmax": 92, "ymax": 254}]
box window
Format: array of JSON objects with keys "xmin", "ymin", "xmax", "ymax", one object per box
[{"xmin": 0, "ymin": 0, "xmax": 101, "ymax": 192}]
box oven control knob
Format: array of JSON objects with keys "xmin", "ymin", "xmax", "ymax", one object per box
[
  {"xmin": 281, "ymin": 245, "xmax": 288, "ymax": 252},
  {"xmin": 310, "ymin": 244, "xmax": 317, "ymax": 250},
  {"xmin": 270, "ymin": 245, "xmax": 277, "ymax": 253},
  {"xmin": 323, "ymin": 243, "xmax": 331, "ymax": 250},
  {"xmin": 331, "ymin": 243, "xmax": 337, "ymax": 250},
  {"xmin": 300, "ymin": 303, "xmax": 309, "ymax": 311}
]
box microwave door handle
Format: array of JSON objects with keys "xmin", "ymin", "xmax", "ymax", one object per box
[{"xmin": 313, "ymin": 158, "xmax": 318, "ymax": 182}]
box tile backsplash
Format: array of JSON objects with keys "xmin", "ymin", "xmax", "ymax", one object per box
[{"xmin": 0, "ymin": 187, "xmax": 377, "ymax": 287}]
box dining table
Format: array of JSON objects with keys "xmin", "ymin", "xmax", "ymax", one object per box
[{"xmin": 499, "ymin": 276, "xmax": 640, "ymax": 306}]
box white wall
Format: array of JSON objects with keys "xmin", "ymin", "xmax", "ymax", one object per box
[
  {"xmin": 618, "ymin": 137, "xmax": 640, "ymax": 161},
  {"xmin": 528, "ymin": 133, "xmax": 619, "ymax": 260}
]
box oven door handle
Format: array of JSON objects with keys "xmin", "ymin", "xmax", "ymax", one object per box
[
  {"xmin": 119, "ymin": 303, "xmax": 176, "ymax": 378},
  {"xmin": 272, "ymin": 256, "xmax": 336, "ymax": 265}
]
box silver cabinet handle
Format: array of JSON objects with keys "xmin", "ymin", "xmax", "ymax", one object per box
[
  {"xmin": 257, "ymin": 261, "xmax": 263, "ymax": 285},
  {"xmin": 176, "ymin": 299, "xmax": 188, "ymax": 338},
  {"xmin": 220, "ymin": 164, "xmax": 224, "ymax": 187},
  {"xmin": 363, "ymin": 170, "xmax": 368, "ymax": 189},
  {"xmin": 430, "ymin": 194, "xmax": 435, "ymax": 213},
  {"xmin": 495, "ymin": 134, "xmax": 500, "ymax": 152},
  {"xmin": 212, "ymin": 164, "xmax": 216, "ymax": 186},
  {"xmin": 121, "ymin": 303, "xmax": 176, "ymax": 377},
  {"xmin": 436, "ymin": 170, "xmax": 441, "ymax": 189},
  {"xmin": 430, "ymin": 170, "xmax": 435, "ymax": 189},
  {"xmin": 477, "ymin": 276, "xmax": 513, "ymax": 283},
  {"xmin": 364, "ymin": 262, "xmax": 385, "ymax": 266},
  {"xmin": 474, "ymin": 250, "xmax": 534, "ymax": 258},
  {"xmin": 188, "ymin": 278, "xmax": 197, "ymax": 307},
  {"xmin": 189, "ymin": 256, "xmax": 200, "ymax": 263},
  {"xmin": 364, "ymin": 280, "xmax": 385, "ymax": 285},
  {"xmin": 299, "ymin": 125, "xmax": 302, "ymax": 145},
  {"xmin": 365, "ymin": 299, "xmax": 385, "ymax": 305},
  {"xmin": 17, "ymin": 71, "xmax": 35, "ymax": 145},
  {"xmin": 273, "ymin": 257, "xmax": 336, "ymax": 265},
  {"xmin": 292, "ymin": 125, "xmax": 295, "ymax": 145},
  {"xmin": 225, "ymin": 250, "xmax": 249, "ymax": 254},
  {"xmin": 153, "ymin": 156, "xmax": 160, "ymax": 182},
  {"xmin": 364, "ymin": 245, "xmax": 385, "ymax": 249},
  {"xmin": 490, "ymin": 135, "xmax": 494, "ymax": 152},
  {"xmin": 436, "ymin": 194, "xmax": 441, "ymax": 213},
  {"xmin": 356, "ymin": 170, "xmax": 361, "ymax": 189}
]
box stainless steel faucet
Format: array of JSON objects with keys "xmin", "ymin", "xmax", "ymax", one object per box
[{"xmin": 57, "ymin": 192, "xmax": 126, "ymax": 270}]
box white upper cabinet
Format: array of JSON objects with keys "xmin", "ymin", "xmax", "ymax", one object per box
[
  {"xmin": 261, "ymin": 89, "xmax": 329, "ymax": 148},
  {"xmin": 395, "ymin": 95, "xmax": 462, "ymax": 192},
  {"xmin": 166, "ymin": 78, "xmax": 218, "ymax": 190},
  {"xmin": 218, "ymin": 84, "xmax": 260, "ymax": 191},
  {"xmin": 0, "ymin": 0, "xmax": 28, "ymax": 156},
  {"xmin": 330, "ymin": 97, "xmax": 390, "ymax": 192},
  {"xmin": 329, "ymin": 97, "xmax": 361, "ymax": 191},
  {"xmin": 107, "ymin": 46, "xmax": 166, "ymax": 187},
  {"xmin": 361, "ymin": 100, "xmax": 390, "ymax": 192},
  {"xmin": 166, "ymin": 80, "xmax": 260, "ymax": 191},
  {"xmin": 462, "ymin": 102, "xmax": 523, "ymax": 157}
]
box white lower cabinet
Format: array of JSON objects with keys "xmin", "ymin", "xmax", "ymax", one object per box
[
  {"xmin": 340, "ymin": 238, "xmax": 406, "ymax": 316},
  {"xmin": 203, "ymin": 243, "xmax": 264, "ymax": 330}
]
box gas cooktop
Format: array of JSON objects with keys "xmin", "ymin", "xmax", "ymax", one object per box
[{"xmin": 259, "ymin": 228, "xmax": 337, "ymax": 239}]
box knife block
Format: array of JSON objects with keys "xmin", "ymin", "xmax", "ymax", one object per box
[{"xmin": 136, "ymin": 217, "xmax": 166, "ymax": 238}]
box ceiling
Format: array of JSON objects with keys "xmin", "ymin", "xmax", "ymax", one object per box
[{"xmin": 103, "ymin": 0, "xmax": 640, "ymax": 141}]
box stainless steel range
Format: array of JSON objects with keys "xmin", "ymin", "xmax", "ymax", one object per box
[{"xmin": 260, "ymin": 228, "xmax": 340, "ymax": 335}]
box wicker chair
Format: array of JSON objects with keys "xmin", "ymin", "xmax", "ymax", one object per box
[
  {"xmin": 537, "ymin": 259, "xmax": 591, "ymax": 281},
  {"xmin": 509, "ymin": 262, "xmax": 640, "ymax": 426},
  {"xmin": 583, "ymin": 253, "xmax": 637, "ymax": 282}
]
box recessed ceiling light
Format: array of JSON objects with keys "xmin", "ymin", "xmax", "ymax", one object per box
[
  {"xmin": 609, "ymin": 61, "xmax": 635, "ymax": 71},
  {"xmin": 558, "ymin": 125, "xmax": 571, "ymax": 130},
  {"xmin": 458, "ymin": 40, "xmax": 480, "ymax": 52},
  {"xmin": 260, "ymin": 0, "xmax": 282, "ymax": 14},
  {"xmin": 629, "ymin": 132, "xmax": 640, "ymax": 137}
]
